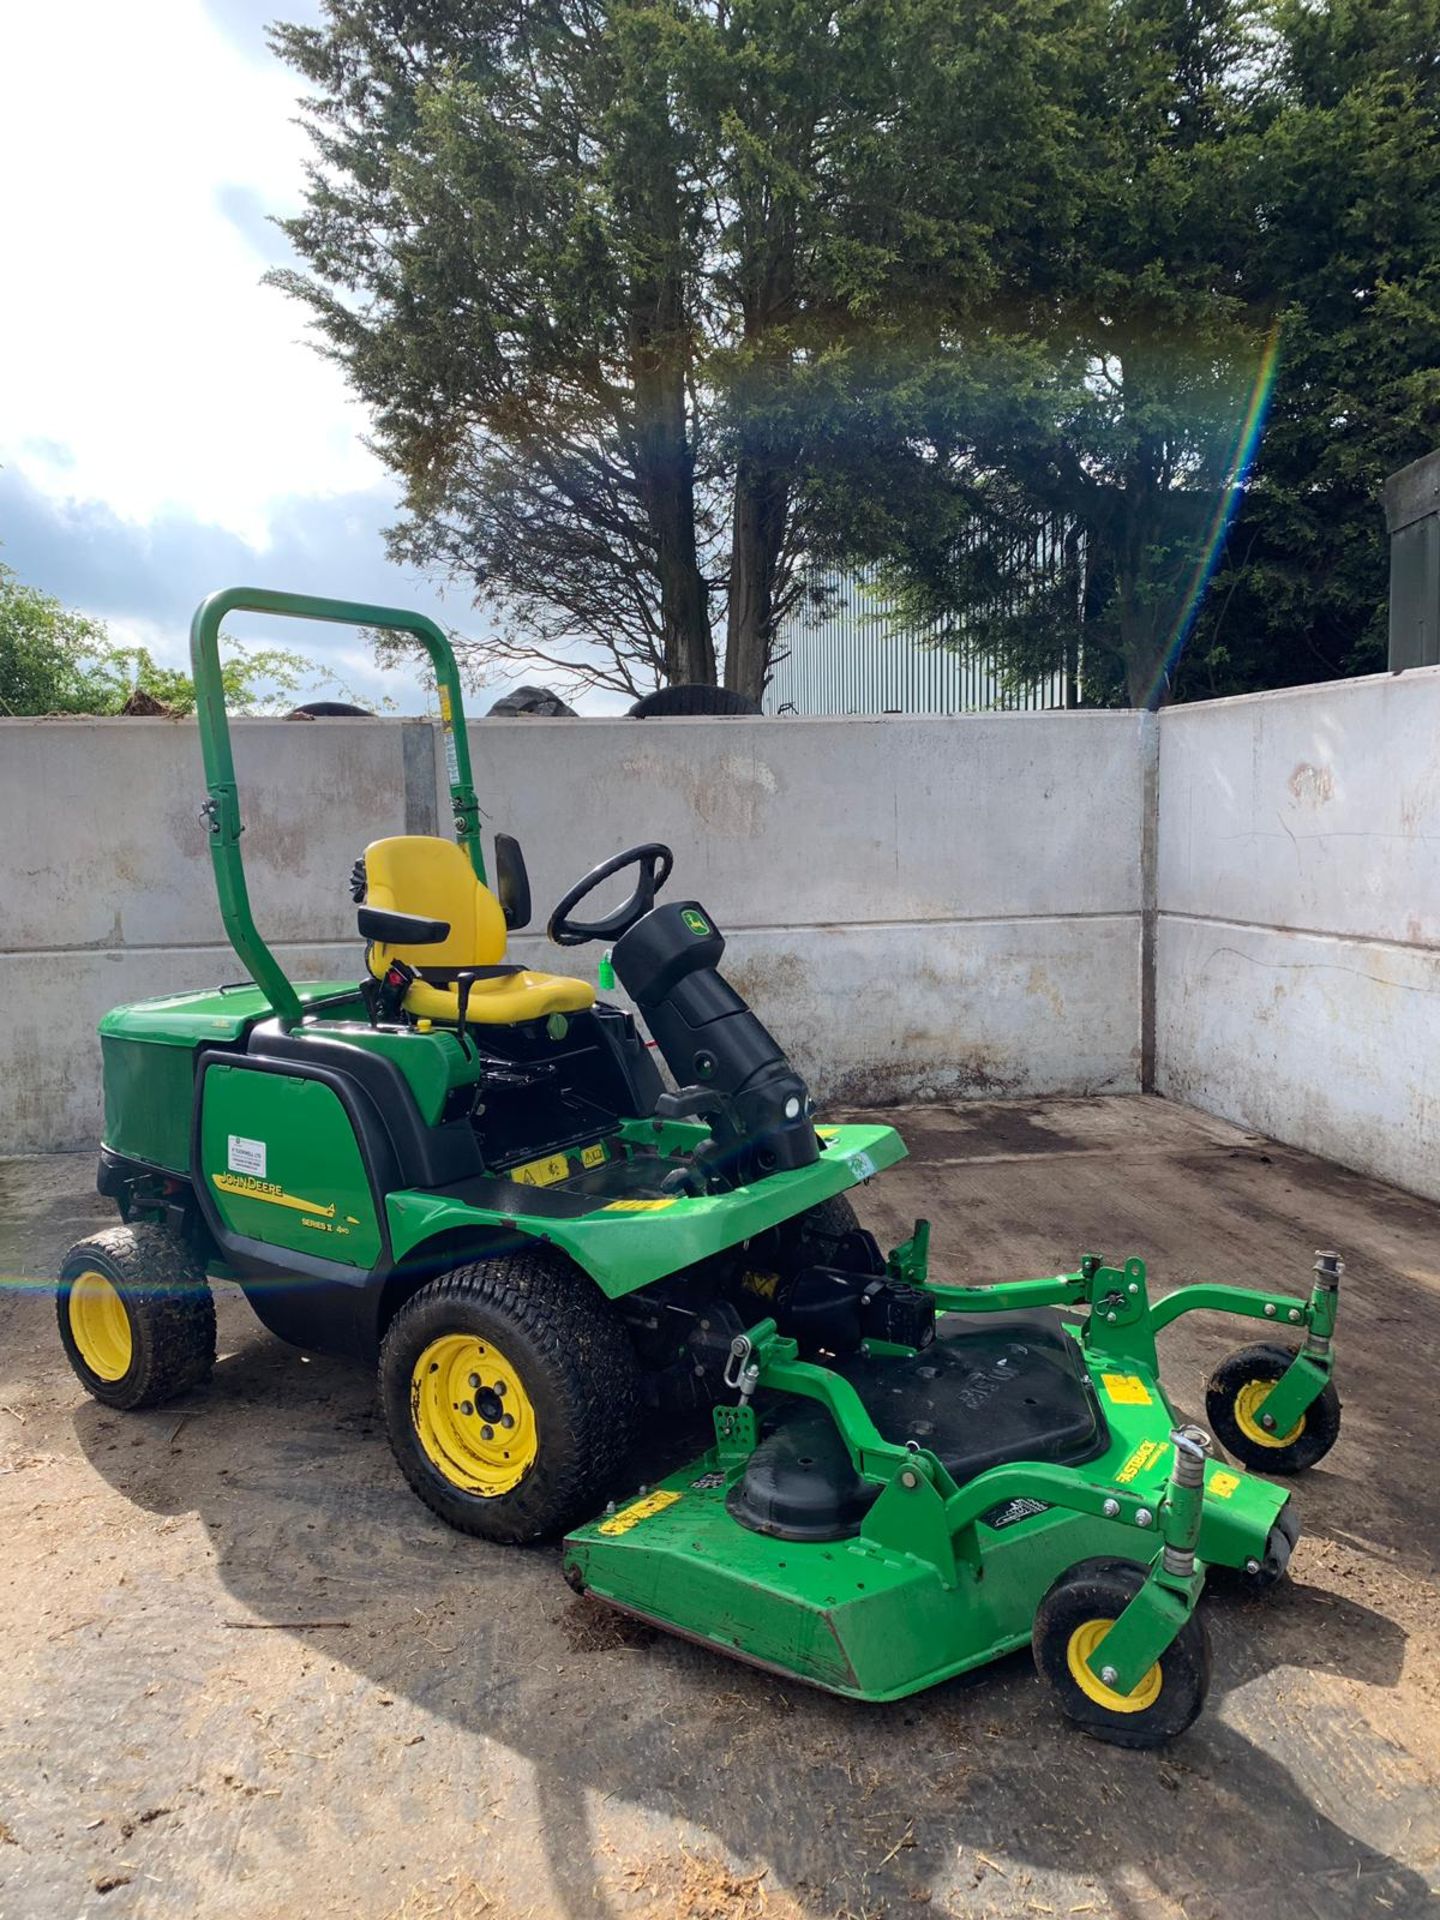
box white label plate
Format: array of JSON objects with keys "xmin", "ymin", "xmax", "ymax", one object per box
[{"xmin": 227, "ymin": 1134, "xmax": 267, "ymax": 1178}]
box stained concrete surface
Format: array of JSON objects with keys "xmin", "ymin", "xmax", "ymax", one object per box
[{"xmin": 0, "ymin": 1096, "xmax": 1436, "ymax": 1920}]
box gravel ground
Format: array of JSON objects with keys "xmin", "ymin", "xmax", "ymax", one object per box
[{"xmin": 0, "ymin": 1095, "xmax": 1437, "ymax": 1920}]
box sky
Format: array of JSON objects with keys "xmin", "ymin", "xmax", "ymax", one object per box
[{"xmin": 0, "ymin": 0, "xmax": 631, "ymax": 714}]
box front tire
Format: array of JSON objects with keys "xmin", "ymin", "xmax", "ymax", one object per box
[
  {"xmin": 1205, "ymin": 1344, "xmax": 1341, "ymax": 1473},
  {"xmin": 380, "ymin": 1249, "xmax": 640, "ymax": 1543},
  {"xmin": 57, "ymin": 1225, "xmax": 216, "ymax": 1411},
  {"xmin": 1033, "ymin": 1558, "xmax": 1211, "ymax": 1749}
]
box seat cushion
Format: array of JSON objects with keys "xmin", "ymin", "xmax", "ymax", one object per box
[
  {"xmin": 362, "ymin": 834, "xmax": 596, "ymax": 1026},
  {"xmin": 364, "ymin": 836, "xmax": 509, "ymax": 974},
  {"xmin": 405, "ymin": 970, "xmax": 596, "ymax": 1026}
]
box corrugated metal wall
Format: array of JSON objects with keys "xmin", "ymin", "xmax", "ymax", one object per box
[{"xmin": 767, "ymin": 529, "xmax": 1077, "ymax": 715}]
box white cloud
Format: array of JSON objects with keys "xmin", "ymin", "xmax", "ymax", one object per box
[
  {"xmin": 0, "ymin": 0, "xmax": 372, "ymax": 545},
  {"xmin": 0, "ymin": 0, "xmax": 645, "ymax": 720}
]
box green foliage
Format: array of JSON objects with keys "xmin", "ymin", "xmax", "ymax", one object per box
[
  {"xmin": 0, "ymin": 568, "xmax": 339, "ymax": 716},
  {"xmin": 805, "ymin": 0, "xmax": 1440, "ymax": 706},
  {"xmin": 269, "ymin": 0, "xmax": 1440, "ymax": 707},
  {"xmin": 1179, "ymin": 0, "xmax": 1440, "ymax": 698},
  {"xmin": 269, "ymin": 0, "xmax": 1082, "ymax": 698},
  {"xmin": 0, "ymin": 567, "xmax": 116, "ymax": 714}
]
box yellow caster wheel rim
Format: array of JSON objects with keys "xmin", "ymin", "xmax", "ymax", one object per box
[
  {"xmin": 1066, "ymin": 1618, "xmax": 1163, "ymax": 1714},
  {"xmin": 68, "ymin": 1270, "xmax": 133, "ymax": 1382},
  {"xmin": 410, "ymin": 1333, "xmax": 538, "ymax": 1497},
  {"xmin": 1234, "ymin": 1379, "xmax": 1305, "ymax": 1449}
]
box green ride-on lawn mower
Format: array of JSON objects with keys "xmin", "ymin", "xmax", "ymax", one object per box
[{"xmin": 60, "ymin": 587, "xmax": 1346, "ymax": 1748}]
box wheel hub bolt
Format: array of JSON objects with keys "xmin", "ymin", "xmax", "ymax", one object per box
[
  {"xmin": 494, "ymin": 1380, "xmax": 506, "ymax": 1396},
  {"xmin": 1261, "ymin": 1413, "xmax": 1276, "ymax": 1429},
  {"xmin": 1100, "ymin": 1666, "xmax": 1120, "ymax": 1687},
  {"xmin": 468, "ymin": 1373, "xmax": 481, "ymax": 1388},
  {"xmin": 501, "ymin": 1413, "xmax": 514, "ymax": 1429},
  {"xmin": 481, "ymin": 1425, "xmax": 495, "ymax": 1441},
  {"xmin": 460, "ymin": 1401, "xmax": 474, "ymax": 1416}
]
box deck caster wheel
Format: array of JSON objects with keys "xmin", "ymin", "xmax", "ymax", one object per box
[
  {"xmin": 1033, "ymin": 1558, "xmax": 1211, "ymax": 1749},
  {"xmin": 1229, "ymin": 1499, "xmax": 1301, "ymax": 1597},
  {"xmin": 380, "ymin": 1248, "xmax": 640, "ymax": 1544},
  {"xmin": 57, "ymin": 1225, "xmax": 216, "ymax": 1411},
  {"xmin": 1205, "ymin": 1344, "xmax": 1340, "ymax": 1474}
]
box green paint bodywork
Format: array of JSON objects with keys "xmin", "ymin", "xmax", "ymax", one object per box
[
  {"xmin": 200, "ymin": 1061, "xmax": 383, "ymax": 1267},
  {"xmin": 565, "ymin": 1255, "xmax": 1298, "ymax": 1703},
  {"xmin": 385, "ymin": 1120, "xmax": 907, "ymax": 1295}
]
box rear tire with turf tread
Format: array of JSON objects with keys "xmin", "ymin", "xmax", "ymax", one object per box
[
  {"xmin": 1205, "ymin": 1343, "xmax": 1341, "ymax": 1473},
  {"xmin": 1033, "ymin": 1556, "xmax": 1211, "ymax": 1749},
  {"xmin": 379, "ymin": 1248, "xmax": 640, "ymax": 1544},
  {"xmin": 57, "ymin": 1223, "xmax": 216, "ymax": 1411},
  {"xmin": 797, "ymin": 1194, "xmax": 862, "ymax": 1242}
]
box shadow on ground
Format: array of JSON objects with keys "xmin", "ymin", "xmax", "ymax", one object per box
[{"xmin": 68, "ymin": 1322, "xmax": 1435, "ymax": 1920}]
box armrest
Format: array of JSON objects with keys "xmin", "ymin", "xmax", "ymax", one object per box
[{"xmin": 358, "ymin": 906, "xmax": 451, "ymax": 945}]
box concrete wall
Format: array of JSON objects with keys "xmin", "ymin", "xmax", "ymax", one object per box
[
  {"xmin": 1155, "ymin": 666, "xmax": 1440, "ymax": 1202},
  {"xmin": 0, "ymin": 709, "xmax": 1145, "ymax": 1153}
]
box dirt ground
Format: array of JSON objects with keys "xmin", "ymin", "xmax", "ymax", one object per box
[{"xmin": 1, "ymin": 1094, "xmax": 1437, "ymax": 1920}]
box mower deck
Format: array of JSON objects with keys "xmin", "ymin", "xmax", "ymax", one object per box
[{"xmin": 565, "ymin": 1312, "xmax": 1291, "ymax": 1702}]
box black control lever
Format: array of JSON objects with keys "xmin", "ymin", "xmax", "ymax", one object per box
[{"xmin": 654, "ymin": 1085, "xmax": 736, "ymax": 1127}]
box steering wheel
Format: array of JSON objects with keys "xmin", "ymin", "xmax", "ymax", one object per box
[{"xmin": 547, "ymin": 842, "xmax": 675, "ymax": 947}]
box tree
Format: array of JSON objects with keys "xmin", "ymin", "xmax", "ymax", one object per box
[
  {"xmin": 800, "ymin": 0, "xmax": 1279, "ymax": 709},
  {"xmin": 0, "ymin": 568, "xmax": 335, "ymax": 716},
  {"xmin": 269, "ymin": 0, "xmax": 1080, "ymax": 700},
  {"xmin": 0, "ymin": 567, "xmax": 116, "ymax": 714},
  {"xmin": 1179, "ymin": 0, "xmax": 1440, "ymax": 698}
]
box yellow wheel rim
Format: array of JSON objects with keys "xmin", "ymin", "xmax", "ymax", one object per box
[
  {"xmin": 1234, "ymin": 1379, "xmax": 1305, "ymax": 1449},
  {"xmin": 68, "ymin": 1269, "xmax": 133, "ymax": 1382},
  {"xmin": 1066, "ymin": 1618, "xmax": 1163, "ymax": 1714},
  {"xmin": 410, "ymin": 1333, "xmax": 538, "ymax": 1497}
]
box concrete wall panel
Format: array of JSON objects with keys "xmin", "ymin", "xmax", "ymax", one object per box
[
  {"xmin": 1156, "ymin": 915, "xmax": 1440, "ymax": 1202},
  {"xmin": 1, "ymin": 710, "xmax": 1143, "ymax": 1153},
  {"xmin": 1157, "ymin": 666, "xmax": 1440, "ymax": 946},
  {"xmin": 0, "ymin": 718, "xmax": 408, "ymax": 953},
  {"xmin": 466, "ymin": 712, "xmax": 1144, "ymax": 932}
]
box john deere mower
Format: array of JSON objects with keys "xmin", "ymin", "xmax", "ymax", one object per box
[{"xmin": 60, "ymin": 588, "xmax": 1345, "ymax": 1747}]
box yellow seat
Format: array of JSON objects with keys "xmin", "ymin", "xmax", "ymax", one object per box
[{"xmin": 363, "ymin": 836, "xmax": 595, "ymax": 1026}]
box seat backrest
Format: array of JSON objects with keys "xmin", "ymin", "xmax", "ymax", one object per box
[{"xmin": 363, "ymin": 836, "xmax": 508, "ymax": 977}]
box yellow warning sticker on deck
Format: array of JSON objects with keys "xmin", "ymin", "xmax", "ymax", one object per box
[
  {"xmin": 598, "ymin": 1489, "xmax": 682, "ymax": 1535},
  {"xmin": 602, "ymin": 1197, "xmax": 676, "ymax": 1212},
  {"xmin": 1101, "ymin": 1372, "xmax": 1153, "ymax": 1406},
  {"xmin": 511, "ymin": 1152, "xmax": 570, "ymax": 1188},
  {"xmin": 1208, "ymin": 1470, "xmax": 1241, "ymax": 1499}
]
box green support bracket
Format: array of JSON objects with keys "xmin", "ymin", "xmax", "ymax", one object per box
[
  {"xmin": 1244, "ymin": 1350, "xmax": 1331, "ymax": 1438},
  {"xmin": 925, "ymin": 1272, "xmax": 1089, "ymax": 1315},
  {"xmin": 188, "ymin": 587, "xmax": 483, "ymax": 1027},
  {"xmin": 888, "ymin": 1218, "xmax": 931, "ymax": 1287},
  {"xmin": 1079, "ymin": 1426, "xmax": 1209, "ymax": 1697}
]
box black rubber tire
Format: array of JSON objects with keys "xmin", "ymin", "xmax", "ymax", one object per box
[
  {"xmin": 797, "ymin": 1193, "xmax": 862, "ymax": 1245},
  {"xmin": 1212, "ymin": 1497, "xmax": 1301, "ymax": 1597},
  {"xmin": 379, "ymin": 1248, "xmax": 640, "ymax": 1544},
  {"xmin": 628, "ymin": 683, "xmax": 762, "ymax": 718},
  {"xmin": 57, "ymin": 1224, "xmax": 216, "ymax": 1411},
  {"xmin": 1205, "ymin": 1343, "xmax": 1341, "ymax": 1473},
  {"xmin": 1033, "ymin": 1557, "xmax": 1212, "ymax": 1749}
]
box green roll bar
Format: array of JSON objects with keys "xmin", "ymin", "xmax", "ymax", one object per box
[{"xmin": 189, "ymin": 586, "xmax": 482, "ymax": 1028}]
